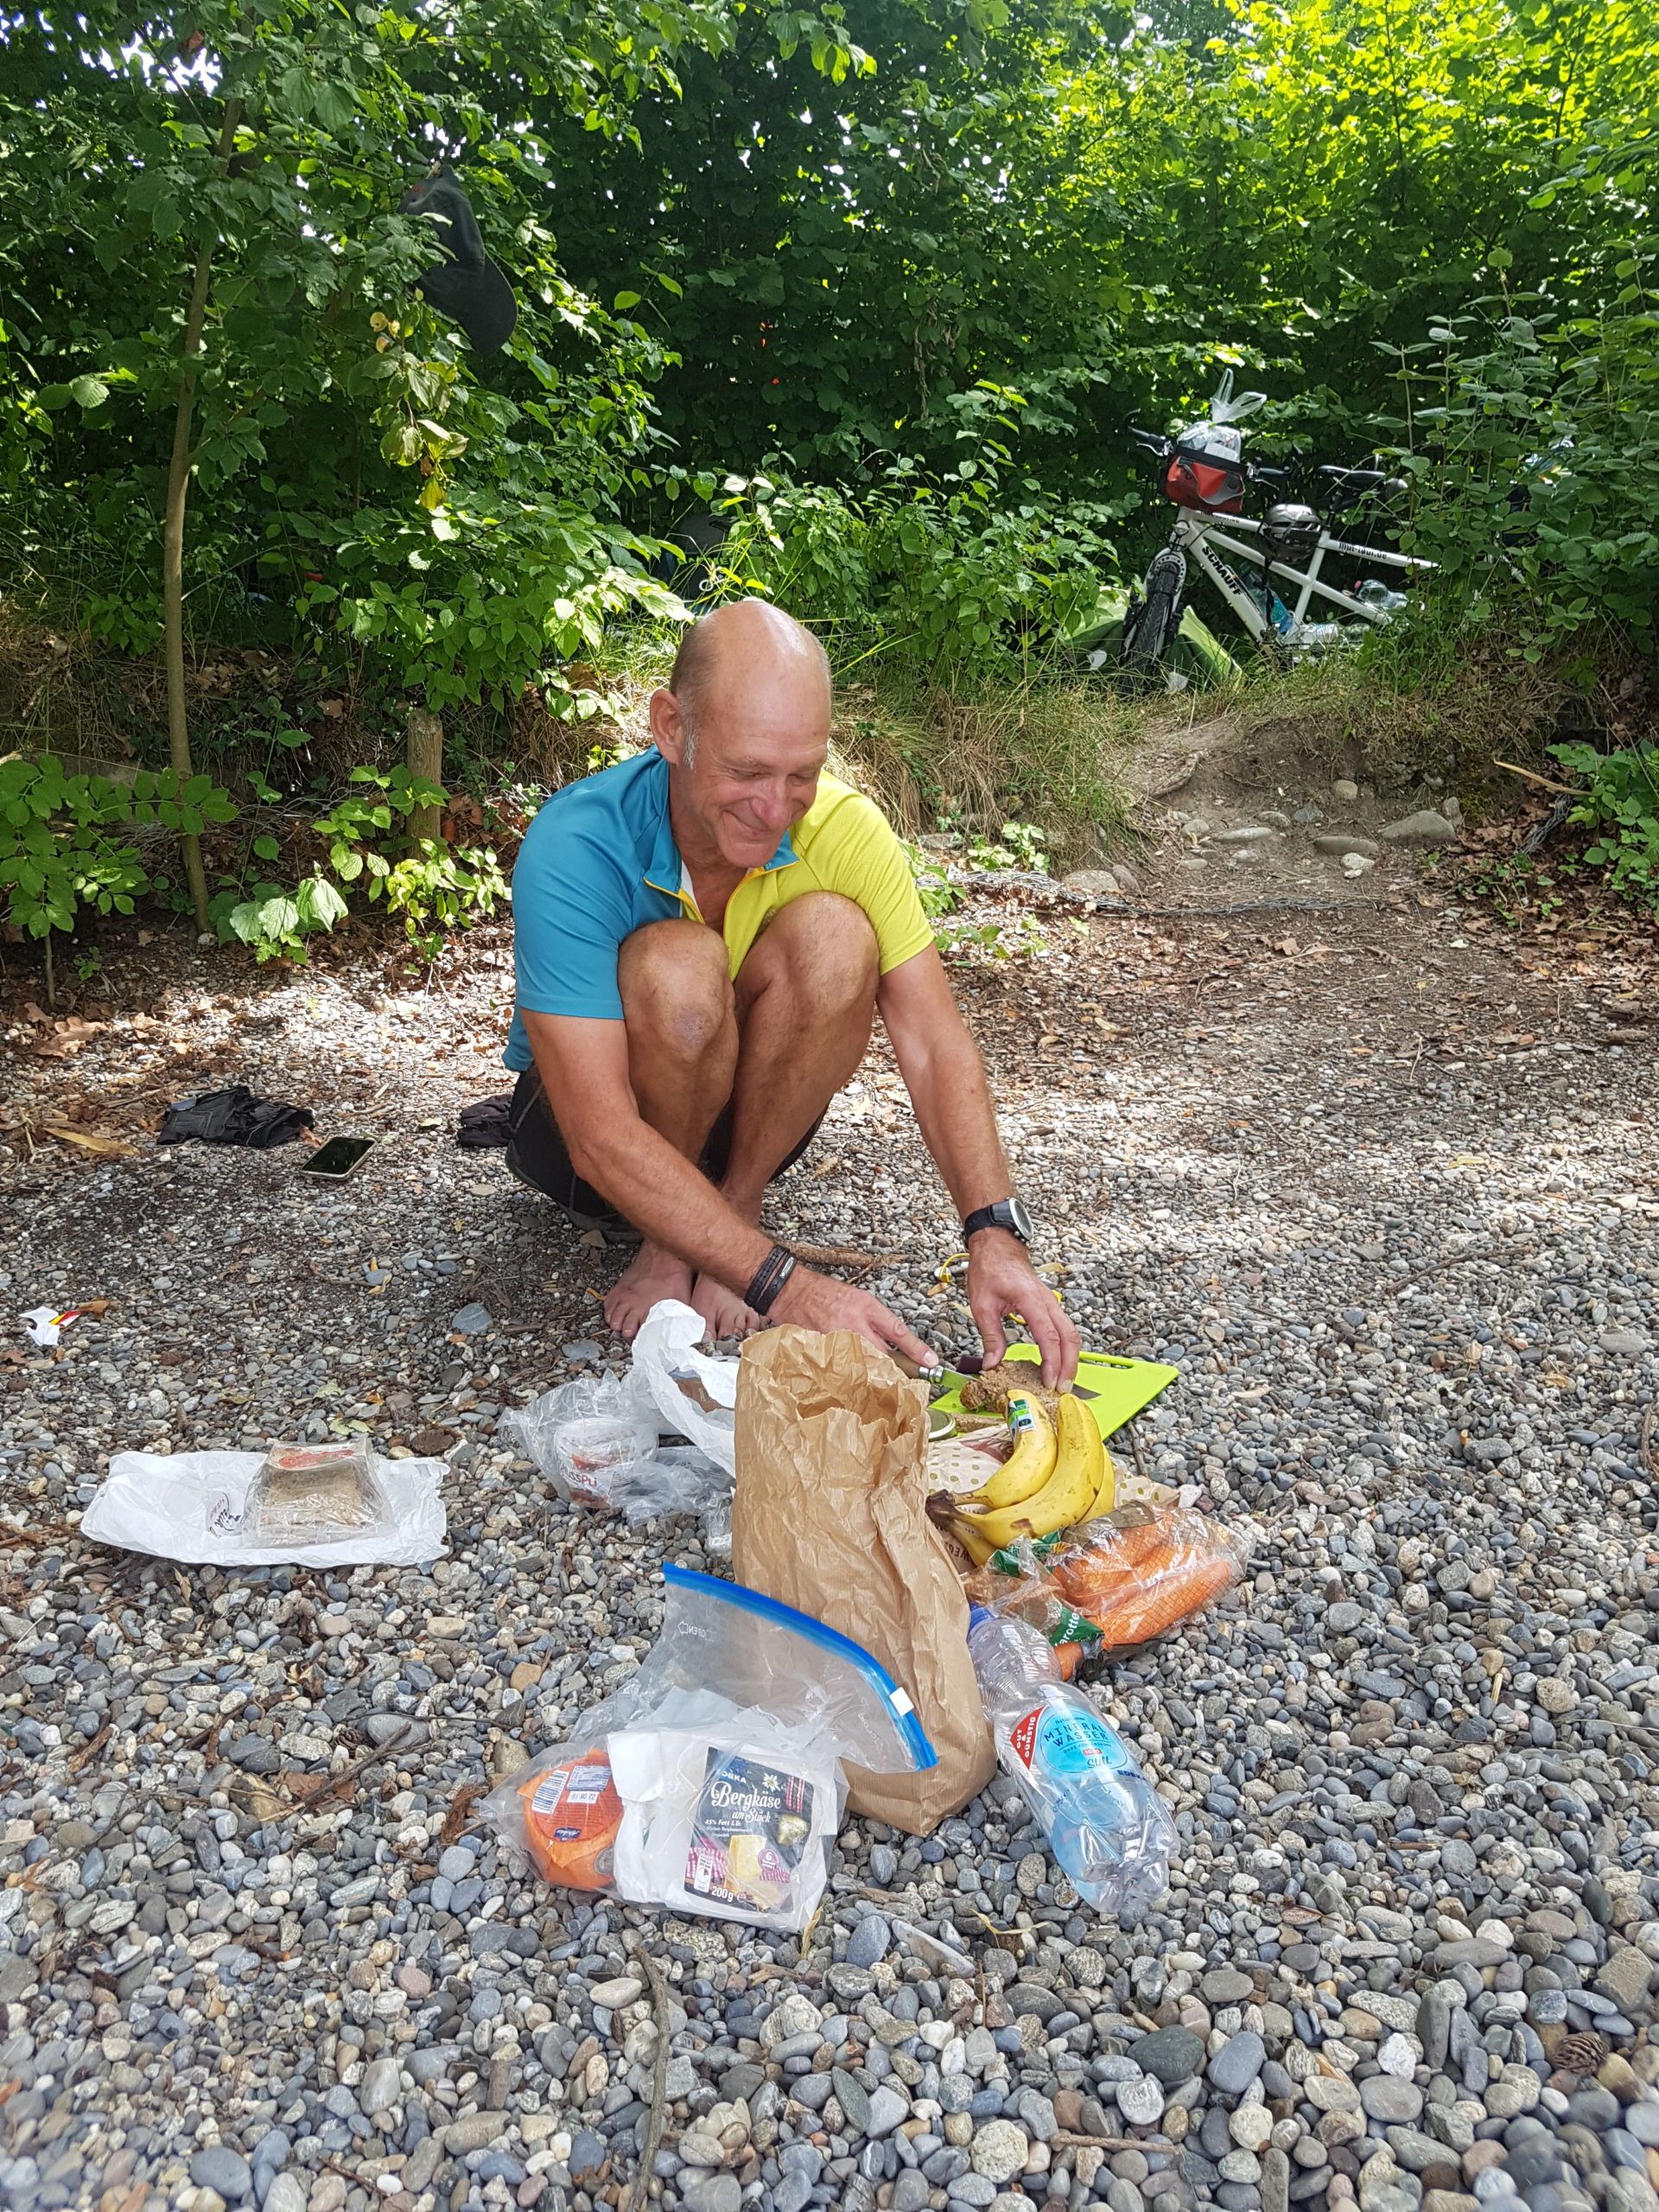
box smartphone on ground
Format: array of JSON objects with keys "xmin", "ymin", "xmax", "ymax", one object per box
[{"xmin": 300, "ymin": 1135, "xmax": 376, "ymax": 1179}]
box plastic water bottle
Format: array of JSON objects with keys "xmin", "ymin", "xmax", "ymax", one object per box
[
  {"xmin": 968, "ymin": 1607, "xmax": 1178, "ymax": 1919},
  {"xmin": 1357, "ymin": 579, "xmax": 1409, "ymax": 616}
]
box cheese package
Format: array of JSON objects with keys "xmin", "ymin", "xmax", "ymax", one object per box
[
  {"xmin": 517, "ymin": 1748, "xmax": 621, "ymax": 1891},
  {"xmin": 607, "ymin": 1721, "xmax": 838, "ymax": 1930},
  {"xmin": 688, "ymin": 1750, "xmax": 814, "ymax": 1915}
]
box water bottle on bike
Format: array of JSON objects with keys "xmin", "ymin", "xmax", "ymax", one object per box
[{"xmin": 968, "ymin": 1605, "xmax": 1177, "ymax": 1919}]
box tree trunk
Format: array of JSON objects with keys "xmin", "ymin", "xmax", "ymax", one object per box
[
  {"xmin": 406, "ymin": 703, "xmax": 445, "ymax": 844},
  {"xmin": 161, "ymin": 94, "xmax": 242, "ymax": 936}
]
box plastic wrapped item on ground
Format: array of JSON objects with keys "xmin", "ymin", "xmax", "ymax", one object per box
[
  {"xmin": 965, "ymin": 1503, "xmax": 1252, "ymax": 1654},
  {"xmin": 501, "ymin": 1300, "xmax": 735, "ymax": 1532},
  {"xmin": 504, "ymin": 1371, "xmax": 661, "ymax": 1506},
  {"xmin": 502, "ymin": 1372, "xmax": 731, "ymax": 1530},
  {"xmin": 79, "ymin": 1446, "xmax": 447, "ymax": 1567},
  {"xmin": 244, "ymin": 1440, "xmax": 394, "ymax": 1547},
  {"xmin": 483, "ymin": 1565, "xmax": 937, "ymax": 1930}
]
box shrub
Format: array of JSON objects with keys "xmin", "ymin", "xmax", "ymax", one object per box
[{"xmin": 1551, "ymin": 739, "xmax": 1659, "ymax": 908}]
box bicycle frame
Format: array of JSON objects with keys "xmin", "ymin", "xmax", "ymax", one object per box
[{"xmin": 1166, "ymin": 505, "xmax": 1436, "ymax": 651}]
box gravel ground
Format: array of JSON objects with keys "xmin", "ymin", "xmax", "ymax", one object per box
[{"xmin": 2, "ymin": 882, "xmax": 1658, "ymax": 2212}]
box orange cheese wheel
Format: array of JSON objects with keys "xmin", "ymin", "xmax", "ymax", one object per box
[{"xmin": 518, "ymin": 1748, "xmax": 622, "ymax": 1891}]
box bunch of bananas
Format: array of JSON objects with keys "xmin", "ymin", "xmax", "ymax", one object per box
[{"xmin": 941, "ymin": 1389, "xmax": 1116, "ymax": 1566}]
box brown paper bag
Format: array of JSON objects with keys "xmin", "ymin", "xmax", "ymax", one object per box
[{"xmin": 733, "ymin": 1326, "xmax": 995, "ymax": 1835}]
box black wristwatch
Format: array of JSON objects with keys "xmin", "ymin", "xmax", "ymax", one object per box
[{"xmin": 963, "ymin": 1198, "xmax": 1034, "ymax": 1246}]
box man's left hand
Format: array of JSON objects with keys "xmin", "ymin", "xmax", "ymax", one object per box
[{"xmin": 965, "ymin": 1230, "xmax": 1080, "ymax": 1389}]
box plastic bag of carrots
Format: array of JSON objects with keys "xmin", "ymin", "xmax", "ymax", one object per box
[
  {"xmin": 963, "ymin": 1503, "xmax": 1252, "ymax": 1656},
  {"xmin": 1052, "ymin": 1505, "xmax": 1252, "ymax": 1648}
]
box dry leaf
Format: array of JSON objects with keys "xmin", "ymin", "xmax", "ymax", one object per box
[
  {"xmin": 438, "ymin": 1781, "xmax": 486, "ymax": 1848},
  {"xmin": 241, "ymin": 1777, "xmax": 289, "ymax": 1822},
  {"xmin": 43, "ymin": 1124, "xmax": 133, "ymax": 1158},
  {"xmin": 280, "ymin": 1770, "xmax": 335, "ymax": 1803},
  {"xmin": 30, "ymin": 1019, "xmax": 107, "ymax": 1059}
]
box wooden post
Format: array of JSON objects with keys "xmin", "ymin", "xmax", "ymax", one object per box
[{"xmin": 406, "ymin": 702, "xmax": 444, "ymax": 843}]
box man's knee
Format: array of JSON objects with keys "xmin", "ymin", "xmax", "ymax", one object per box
[
  {"xmin": 619, "ymin": 919, "xmax": 734, "ymax": 1060},
  {"xmin": 750, "ymin": 893, "xmax": 878, "ymax": 1009}
]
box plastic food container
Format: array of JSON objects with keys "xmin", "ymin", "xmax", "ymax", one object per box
[
  {"xmin": 551, "ymin": 1414, "xmax": 655, "ymax": 1504},
  {"xmin": 244, "ymin": 1441, "xmax": 393, "ymax": 1546}
]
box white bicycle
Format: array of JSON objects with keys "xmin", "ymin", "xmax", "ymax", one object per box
[{"xmin": 1119, "ymin": 371, "xmax": 1437, "ymax": 686}]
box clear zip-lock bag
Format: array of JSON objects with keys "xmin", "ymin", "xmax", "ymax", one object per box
[{"xmin": 484, "ymin": 1566, "xmax": 937, "ymax": 1929}]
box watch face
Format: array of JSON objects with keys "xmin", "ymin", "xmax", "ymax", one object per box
[{"xmin": 1007, "ymin": 1198, "xmax": 1035, "ymax": 1243}]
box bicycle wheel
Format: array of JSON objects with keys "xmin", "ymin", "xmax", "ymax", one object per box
[{"xmin": 1122, "ymin": 550, "xmax": 1185, "ymax": 686}]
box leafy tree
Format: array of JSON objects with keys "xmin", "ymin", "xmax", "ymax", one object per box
[{"xmin": 0, "ymin": 0, "xmax": 870, "ymax": 915}]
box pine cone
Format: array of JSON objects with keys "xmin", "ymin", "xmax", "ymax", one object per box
[{"xmin": 1554, "ymin": 2029, "xmax": 1608, "ymax": 2075}]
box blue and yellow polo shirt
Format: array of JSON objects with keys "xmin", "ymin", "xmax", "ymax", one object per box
[{"xmin": 505, "ymin": 747, "xmax": 933, "ymax": 1071}]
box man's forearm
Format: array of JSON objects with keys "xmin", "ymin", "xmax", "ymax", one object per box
[
  {"xmin": 568, "ymin": 1111, "xmax": 773, "ymax": 1291},
  {"xmin": 899, "ymin": 1029, "xmax": 1013, "ymax": 1220}
]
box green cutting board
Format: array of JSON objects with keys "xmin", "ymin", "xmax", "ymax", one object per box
[{"xmin": 930, "ymin": 1345, "xmax": 1178, "ymax": 1444}]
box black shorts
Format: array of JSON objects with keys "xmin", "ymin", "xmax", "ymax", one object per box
[{"xmin": 504, "ymin": 1069, "xmax": 822, "ymax": 1236}]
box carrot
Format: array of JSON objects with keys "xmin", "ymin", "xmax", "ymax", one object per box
[
  {"xmin": 1053, "ymin": 1514, "xmax": 1239, "ymax": 1647},
  {"xmin": 1081, "ymin": 1553, "xmax": 1236, "ymax": 1648}
]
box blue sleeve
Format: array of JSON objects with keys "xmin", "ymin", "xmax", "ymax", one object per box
[{"xmin": 512, "ymin": 814, "xmax": 633, "ymax": 1023}]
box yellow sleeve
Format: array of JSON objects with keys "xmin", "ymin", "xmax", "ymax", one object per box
[{"xmin": 808, "ymin": 785, "xmax": 936, "ymax": 974}]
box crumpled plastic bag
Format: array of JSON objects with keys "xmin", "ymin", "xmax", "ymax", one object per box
[
  {"xmin": 630, "ymin": 1300, "xmax": 737, "ymax": 1473},
  {"xmin": 483, "ymin": 1564, "xmax": 937, "ymax": 1929},
  {"xmin": 79, "ymin": 1448, "xmax": 448, "ymax": 1567},
  {"xmin": 501, "ymin": 1300, "xmax": 734, "ymax": 1530}
]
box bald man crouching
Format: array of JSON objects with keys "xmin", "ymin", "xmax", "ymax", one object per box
[{"xmin": 503, "ymin": 598, "xmax": 1078, "ymax": 1382}]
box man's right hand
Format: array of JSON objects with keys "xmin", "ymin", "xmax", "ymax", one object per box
[{"xmin": 772, "ymin": 1266, "xmax": 937, "ymax": 1370}]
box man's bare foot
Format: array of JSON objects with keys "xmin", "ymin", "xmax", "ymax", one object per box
[
  {"xmin": 604, "ymin": 1243, "xmax": 694, "ymax": 1338},
  {"xmin": 690, "ymin": 1271, "xmax": 762, "ymax": 1342}
]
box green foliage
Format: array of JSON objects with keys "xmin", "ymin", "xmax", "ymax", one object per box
[
  {"xmin": 3, "ymin": 0, "xmax": 1656, "ymax": 830},
  {"xmin": 212, "ymin": 765, "xmax": 510, "ymax": 962},
  {"xmin": 316, "ymin": 765, "xmax": 508, "ymax": 952},
  {"xmin": 904, "ymin": 839, "xmax": 1044, "ymax": 959},
  {"xmin": 1387, "ymin": 264, "xmax": 1659, "ymax": 652},
  {"xmin": 966, "ymin": 820, "xmax": 1047, "ymax": 872},
  {"xmin": 0, "ymin": 755, "xmax": 234, "ymax": 939},
  {"xmin": 713, "ymin": 396, "xmax": 1122, "ymax": 683},
  {"xmin": 212, "ymin": 874, "xmax": 350, "ymax": 963},
  {"xmin": 1552, "ymin": 740, "xmax": 1659, "ymax": 906},
  {"xmin": 0, "ymin": 0, "xmax": 868, "ymax": 703}
]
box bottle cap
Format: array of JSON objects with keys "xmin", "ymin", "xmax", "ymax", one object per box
[{"xmin": 967, "ymin": 1605, "xmax": 992, "ymax": 1630}]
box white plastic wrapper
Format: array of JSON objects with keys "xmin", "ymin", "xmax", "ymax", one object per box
[
  {"xmin": 483, "ymin": 1566, "xmax": 936, "ymax": 1929},
  {"xmin": 630, "ymin": 1300, "xmax": 737, "ymax": 1474},
  {"xmin": 79, "ymin": 1448, "xmax": 448, "ymax": 1567}
]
